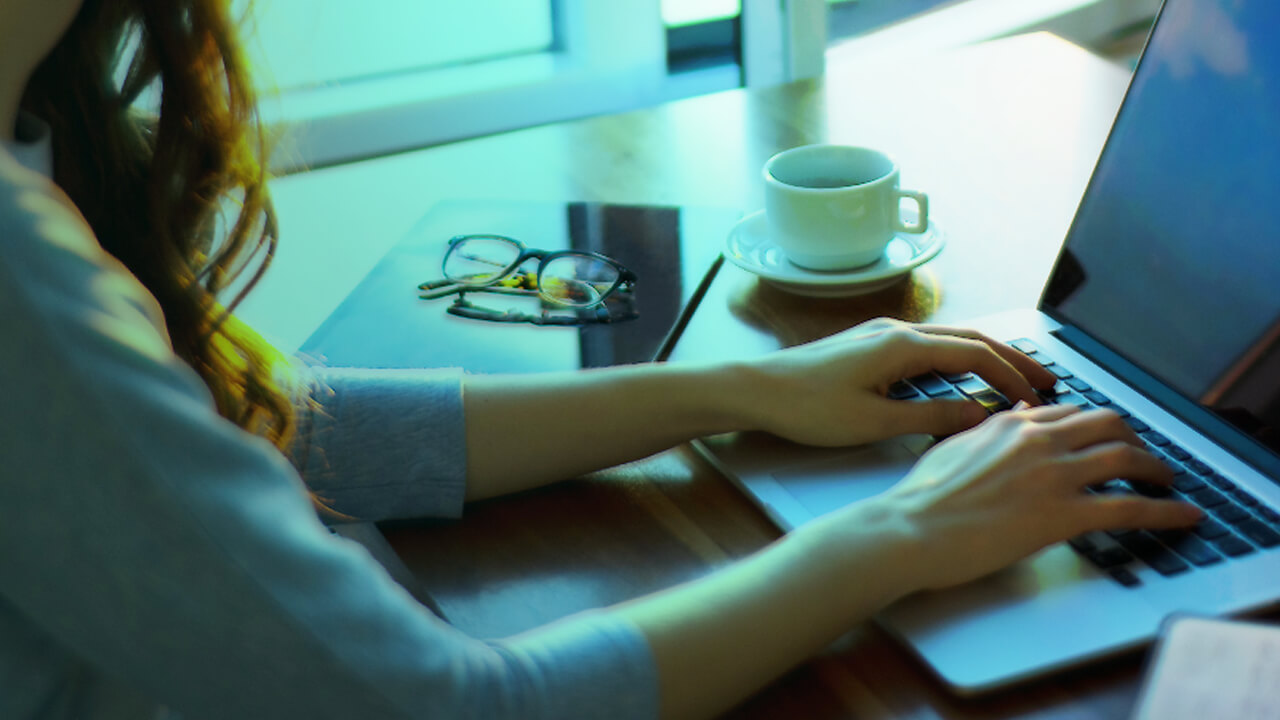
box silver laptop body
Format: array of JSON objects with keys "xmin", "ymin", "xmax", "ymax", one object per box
[{"xmin": 693, "ymin": 0, "xmax": 1280, "ymax": 694}]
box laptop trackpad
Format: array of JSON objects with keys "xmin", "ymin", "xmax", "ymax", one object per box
[{"xmin": 771, "ymin": 438, "xmax": 927, "ymax": 518}]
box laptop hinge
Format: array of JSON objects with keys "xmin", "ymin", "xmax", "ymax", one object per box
[{"xmin": 1051, "ymin": 326, "xmax": 1280, "ymax": 484}]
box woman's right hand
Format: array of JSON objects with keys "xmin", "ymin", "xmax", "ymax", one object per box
[{"xmin": 866, "ymin": 403, "xmax": 1204, "ymax": 592}]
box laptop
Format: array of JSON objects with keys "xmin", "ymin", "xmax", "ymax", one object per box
[{"xmin": 684, "ymin": 0, "xmax": 1280, "ymax": 695}]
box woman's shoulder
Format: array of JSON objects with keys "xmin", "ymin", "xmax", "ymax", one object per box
[
  {"xmin": 0, "ymin": 145, "xmax": 173, "ymax": 363},
  {"xmin": 1, "ymin": 145, "xmax": 109, "ymax": 263}
]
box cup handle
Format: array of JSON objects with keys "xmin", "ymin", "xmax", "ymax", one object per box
[{"xmin": 894, "ymin": 190, "xmax": 929, "ymax": 234}]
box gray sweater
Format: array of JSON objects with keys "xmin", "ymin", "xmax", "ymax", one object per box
[{"xmin": 0, "ymin": 116, "xmax": 657, "ymax": 719}]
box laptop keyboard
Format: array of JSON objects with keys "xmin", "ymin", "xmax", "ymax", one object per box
[{"xmin": 887, "ymin": 338, "xmax": 1280, "ymax": 589}]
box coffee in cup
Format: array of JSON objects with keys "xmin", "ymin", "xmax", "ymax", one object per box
[{"xmin": 763, "ymin": 145, "xmax": 929, "ymax": 270}]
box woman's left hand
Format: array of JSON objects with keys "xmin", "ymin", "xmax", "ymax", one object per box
[{"xmin": 737, "ymin": 318, "xmax": 1058, "ymax": 447}]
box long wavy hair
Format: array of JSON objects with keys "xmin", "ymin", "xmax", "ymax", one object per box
[{"xmin": 21, "ymin": 0, "xmax": 297, "ymax": 453}]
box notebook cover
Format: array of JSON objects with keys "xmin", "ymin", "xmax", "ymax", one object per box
[{"xmin": 300, "ymin": 199, "xmax": 741, "ymax": 372}]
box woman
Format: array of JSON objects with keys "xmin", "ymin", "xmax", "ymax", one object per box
[{"xmin": 0, "ymin": 1, "xmax": 1201, "ymax": 718}]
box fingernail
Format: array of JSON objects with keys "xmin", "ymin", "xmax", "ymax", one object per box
[{"xmin": 1012, "ymin": 400, "xmax": 1030, "ymax": 411}]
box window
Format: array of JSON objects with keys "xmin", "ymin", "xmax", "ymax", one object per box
[
  {"xmin": 233, "ymin": 1, "xmax": 1027, "ymax": 173},
  {"xmin": 662, "ymin": 0, "xmax": 740, "ymax": 27},
  {"xmin": 241, "ymin": 1, "xmax": 666, "ymax": 173},
  {"xmin": 234, "ymin": 1, "xmax": 555, "ymax": 94}
]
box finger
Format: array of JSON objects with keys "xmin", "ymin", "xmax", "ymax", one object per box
[
  {"xmin": 1057, "ymin": 440, "xmax": 1174, "ymax": 491},
  {"xmin": 1037, "ymin": 407, "xmax": 1144, "ymax": 452},
  {"xmin": 904, "ymin": 334, "xmax": 1045, "ymax": 407},
  {"xmin": 873, "ymin": 397, "xmax": 990, "ymax": 437},
  {"xmin": 912, "ymin": 325, "xmax": 1058, "ymax": 391},
  {"xmin": 1077, "ymin": 495, "xmax": 1204, "ymax": 533},
  {"xmin": 876, "ymin": 389, "xmax": 1075, "ymax": 439},
  {"xmin": 1011, "ymin": 402, "xmax": 1080, "ymax": 423}
]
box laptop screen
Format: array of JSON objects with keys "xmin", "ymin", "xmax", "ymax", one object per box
[{"xmin": 1043, "ymin": 0, "xmax": 1280, "ymax": 460}]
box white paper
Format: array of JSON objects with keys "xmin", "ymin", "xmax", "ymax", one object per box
[{"xmin": 1134, "ymin": 616, "xmax": 1280, "ymax": 720}]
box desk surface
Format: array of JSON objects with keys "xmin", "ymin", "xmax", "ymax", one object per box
[{"xmin": 250, "ymin": 33, "xmax": 1149, "ymax": 719}]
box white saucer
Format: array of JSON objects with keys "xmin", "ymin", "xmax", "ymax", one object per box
[{"xmin": 723, "ymin": 210, "xmax": 945, "ymax": 297}]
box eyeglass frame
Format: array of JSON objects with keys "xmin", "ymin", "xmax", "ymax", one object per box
[
  {"xmin": 436, "ymin": 234, "xmax": 638, "ymax": 309},
  {"xmin": 444, "ymin": 286, "xmax": 639, "ymax": 326}
]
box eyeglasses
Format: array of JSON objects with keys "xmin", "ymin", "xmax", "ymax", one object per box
[{"xmin": 417, "ymin": 234, "xmax": 639, "ymax": 325}]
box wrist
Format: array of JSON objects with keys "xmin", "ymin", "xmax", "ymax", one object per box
[
  {"xmin": 663, "ymin": 358, "xmax": 773, "ymax": 436},
  {"xmin": 707, "ymin": 357, "xmax": 787, "ymax": 435},
  {"xmin": 795, "ymin": 499, "xmax": 928, "ymax": 613}
]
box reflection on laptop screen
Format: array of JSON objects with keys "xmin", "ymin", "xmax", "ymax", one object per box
[{"xmin": 1044, "ymin": 0, "xmax": 1280, "ymax": 459}]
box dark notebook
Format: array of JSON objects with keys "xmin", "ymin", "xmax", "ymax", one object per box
[{"xmin": 300, "ymin": 199, "xmax": 740, "ymax": 372}]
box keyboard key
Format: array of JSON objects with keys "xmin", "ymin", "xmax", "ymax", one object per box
[
  {"xmin": 955, "ymin": 377, "xmax": 991, "ymax": 396},
  {"xmin": 1124, "ymin": 417, "xmax": 1151, "ymax": 433},
  {"xmin": 1087, "ymin": 547, "xmax": 1135, "ymax": 569},
  {"xmin": 1064, "ymin": 377, "xmax": 1093, "ymax": 392},
  {"xmin": 1185, "ymin": 459, "xmax": 1213, "ymax": 476},
  {"xmin": 1031, "ymin": 355, "xmax": 1056, "ymax": 368},
  {"xmin": 1172, "ymin": 475, "xmax": 1206, "ymax": 493},
  {"xmin": 1158, "ymin": 455, "xmax": 1188, "ymax": 476},
  {"xmin": 1160, "ymin": 533, "xmax": 1223, "ymax": 567},
  {"xmin": 1230, "ymin": 489, "xmax": 1259, "ymax": 507},
  {"xmin": 1067, "ymin": 534, "xmax": 1098, "ymax": 553},
  {"xmin": 1141, "ymin": 551, "xmax": 1191, "ymax": 576},
  {"xmin": 1259, "ymin": 507, "xmax": 1280, "ymax": 524},
  {"xmin": 908, "ymin": 374, "xmax": 954, "ymax": 397},
  {"xmin": 971, "ymin": 390, "xmax": 1013, "ymax": 414},
  {"xmin": 1109, "ymin": 567, "xmax": 1141, "ymax": 587},
  {"xmin": 1082, "ymin": 390, "xmax": 1112, "ymax": 406},
  {"xmin": 1055, "ymin": 392, "xmax": 1091, "ymax": 408},
  {"xmin": 1211, "ymin": 533, "xmax": 1256, "ymax": 557},
  {"xmin": 1142, "ymin": 431, "xmax": 1171, "ymax": 447},
  {"xmin": 1206, "ymin": 473, "xmax": 1235, "ymax": 492},
  {"xmin": 1192, "ymin": 519, "xmax": 1230, "ymax": 540},
  {"xmin": 1212, "ymin": 503, "xmax": 1252, "ymax": 524},
  {"xmin": 1127, "ymin": 480, "xmax": 1172, "ymax": 498},
  {"xmin": 1048, "ymin": 365, "xmax": 1074, "ymax": 379},
  {"xmin": 887, "ymin": 381, "xmax": 920, "ymax": 400},
  {"xmin": 1237, "ymin": 520, "xmax": 1280, "ymax": 548},
  {"xmin": 1118, "ymin": 532, "xmax": 1191, "ymax": 576},
  {"xmin": 1010, "ymin": 338, "xmax": 1041, "ymax": 355},
  {"xmin": 1165, "ymin": 445, "xmax": 1191, "ymax": 461},
  {"xmin": 1107, "ymin": 405, "xmax": 1132, "ymax": 419},
  {"xmin": 1189, "ymin": 487, "xmax": 1230, "ymax": 509},
  {"xmin": 940, "ymin": 371, "xmax": 973, "ymax": 383}
]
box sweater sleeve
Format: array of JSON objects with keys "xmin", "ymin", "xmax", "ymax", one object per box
[
  {"xmin": 293, "ymin": 366, "xmax": 469, "ymax": 521},
  {"xmin": 0, "ymin": 151, "xmax": 660, "ymax": 720}
]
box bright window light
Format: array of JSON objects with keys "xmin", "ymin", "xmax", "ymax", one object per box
[
  {"xmin": 232, "ymin": 0, "xmax": 554, "ymax": 94},
  {"xmin": 662, "ymin": 0, "xmax": 740, "ymax": 27}
]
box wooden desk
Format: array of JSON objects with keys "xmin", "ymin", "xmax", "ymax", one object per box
[{"xmin": 252, "ymin": 32, "xmax": 1143, "ymax": 719}]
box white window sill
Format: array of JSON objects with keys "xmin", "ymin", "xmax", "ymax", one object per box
[{"xmin": 262, "ymin": 50, "xmax": 668, "ymax": 174}]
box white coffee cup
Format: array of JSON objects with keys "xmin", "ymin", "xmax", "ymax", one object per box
[{"xmin": 763, "ymin": 145, "xmax": 929, "ymax": 270}]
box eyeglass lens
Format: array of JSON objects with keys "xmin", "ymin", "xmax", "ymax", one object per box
[
  {"xmin": 539, "ymin": 255, "xmax": 620, "ymax": 307},
  {"xmin": 443, "ymin": 236, "xmax": 622, "ymax": 308},
  {"xmin": 443, "ymin": 236, "xmax": 521, "ymax": 285}
]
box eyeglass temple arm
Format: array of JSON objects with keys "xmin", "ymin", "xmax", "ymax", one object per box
[
  {"xmin": 418, "ymin": 279, "xmax": 467, "ymax": 299},
  {"xmin": 419, "ymin": 270, "xmax": 539, "ymax": 298},
  {"xmin": 421, "ymin": 285, "xmax": 542, "ymax": 301}
]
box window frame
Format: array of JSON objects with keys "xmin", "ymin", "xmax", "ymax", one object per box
[{"xmin": 262, "ymin": 0, "xmax": 667, "ymax": 173}]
